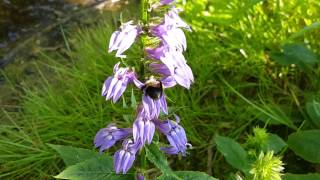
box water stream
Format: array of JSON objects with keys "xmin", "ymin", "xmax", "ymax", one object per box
[{"xmin": 0, "ymin": 0, "xmax": 129, "ymax": 68}]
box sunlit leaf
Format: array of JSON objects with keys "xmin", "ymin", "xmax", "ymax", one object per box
[
  {"xmin": 48, "ymin": 144, "xmax": 99, "ymax": 166},
  {"xmin": 55, "ymin": 156, "xmax": 133, "ymax": 180},
  {"xmin": 270, "ymin": 43, "xmax": 318, "ymax": 67},
  {"xmin": 290, "ymin": 22, "xmax": 320, "ymax": 39}
]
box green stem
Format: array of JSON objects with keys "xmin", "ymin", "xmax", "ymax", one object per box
[
  {"xmin": 140, "ymin": 0, "xmax": 148, "ymax": 79},
  {"xmin": 139, "ymin": 0, "xmax": 148, "ymax": 171},
  {"xmin": 140, "ymin": 148, "xmax": 147, "ymax": 171},
  {"xmin": 141, "ymin": 0, "xmax": 148, "ymax": 25}
]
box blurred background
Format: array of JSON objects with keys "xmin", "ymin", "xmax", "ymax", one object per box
[{"xmin": 0, "ymin": 0, "xmax": 320, "ymax": 179}]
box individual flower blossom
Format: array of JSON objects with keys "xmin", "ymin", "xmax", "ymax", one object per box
[
  {"xmin": 150, "ymin": 61, "xmax": 193, "ymax": 89},
  {"xmin": 148, "ymin": 46, "xmax": 194, "ymax": 89},
  {"xmin": 114, "ymin": 139, "xmax": 142, "ymax": 174},
  {"xmin": 149, "ymin": 62, "xmax": 171, "ymax": 76},
  {"xmin": 108, "ymin": 21, "xmax": 141, "ymax": 58},
  {"xmin": 133, "ymin": 105, "xmax": 156, "ymax": 145},
  {"xmin": 156, "ymin": 115, "xmax": 190, "ymax": 156},
  {"xmin": 250, "ymin": 151, "xmax": 284, "ymax": 180},
  {"xmin": 165, "ymin": 8, "xmax": 192, "ymax": 31},
  {"xmin": 151, "ymin": 8, "xmax": 191, "ymax": 51},
  {"xmin": 146, "ymin": 44, "xmax": 169, "ymax": 60},
  {"xmin": 160, "ymin": 0, "xmax": 175, "ymax": 5},
  {"xmin": 152, "ymin": 25, "xmax": 187, "ymax": 51},
  {"xmin": 154, "ymin": 8, "xmax": 191, "ymax": 32},
  {"xmin": 94, "ymin": 124, "xmax": 132, "ymax": 153},
  {"xmin": 101, "ymin": 62, "xmax": 136, "ymax": 102},
  {"xmin": 160, "ymin": 76, "xmax": 177, "ymax": 88},
  {"xmin": 136, "ymin": 173, "xmax": 145, "ymax": 180}
]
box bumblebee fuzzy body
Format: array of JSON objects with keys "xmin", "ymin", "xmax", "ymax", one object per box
[{"xmin": 143, "ymin": 78, "xmax": 163, "ymax": 100}]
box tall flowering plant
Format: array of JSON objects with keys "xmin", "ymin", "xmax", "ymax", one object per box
[
  {"xmin": 52, "ymin": 1, "xmax": 215, "ymax": 179},
  {"xmin": 95, "ymin": 0, "xmax": 193, "ymax": 175}
]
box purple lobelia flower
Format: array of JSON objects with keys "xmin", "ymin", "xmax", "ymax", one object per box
[
  {"xmin": 160, "ymin": 0, "xmax": 175, "ymax": 5},
  {"xmin": 151, "ymin": 8, "xmax": 191, "ymax": 51},
  {"xmin": 165, "ymin": 8, "xmax": 192, "ymax": 31},
  {"xmin": 133, "ymin": 105, "xmax": 156, "ymax": 145},
  {"xmin": 152, "ymin": 25, "xmax": 187, "ymax": 51},
  {"xmin": 156, "ymin": 115, "xmax": 190, "ymax": 156},
  {"xmin": 108, "ymin": 21, "xmax": 141, "ymax": 58},
  {"xmin": 101, "ymin": 62, "xmax": 136, "ymax": 102},
  {"xmin": 95, "ymin": 1, "xmax": 194, "ymax": 175},
  {"xmin": 114, "ymin": 139, "xmax": 141, "ymax": 174},
  {"xmin": 147, "ymin": 45, "xmax": 194, "ymax": 89},
  {"xmin": 160, "ymin": 76, "xmax": 177, "ymax": 88},
  {"xmin": 136, "ymin": 173, "xmax": 145, "ymax": 180},
  {"xmin": 94, "ymin": 124, "xmax": 132, "ymax": 153}
]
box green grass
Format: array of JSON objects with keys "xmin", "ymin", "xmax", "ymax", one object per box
[{"xmin": 1, "ymin": 0, "xmax": 320, "ymax": 179}]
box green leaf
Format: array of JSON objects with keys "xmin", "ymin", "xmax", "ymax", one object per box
[
  {"xmin": 306, "ymin": 100, "xmax": 320, "ymax": 127},
  {"xmin": 122, "ymin": 96, "xmax": 128, "ymax": 108},
  {"xmin": 158, "ymin": 171, "xmax": 218, "ymax": 180},
  {"xmin": 287, "ymin": 130, "xmax": 320, "ymax": 163},
  {"xmin": 289, "ymin": 22, "xmax": 320, "ymax": 39},
  {"xmin": 55, "ymin": 156, "xmax": 133, "ymax": 180},
  {"xmin": 131, "ymin": 88, "xmax": 137, "ymax": 108},
  {"xmin": 283, "ymin": 173, "xmax": 320, "ymax": 180},
  {"xmin": 215, "ymin": 135, "xmax": 250, "ymax": 172},
  {"xmin": 48, "ymin": 144, "xmax": 99, "ymax": 166},
  {"xmin": 283, "ymin": 43, "xmax": 318, "ymax": 64},
  {"xmin": 271, "ymin": 43, "xmax": 318, "ymax": 67},
  {"xmin": 269, "ymin": 52, "xmax": 289, "ymax": 65},
  {"xmin": 145, "ymin": 143, "xmax": 177, "ymax": 178},
  {"xmin": 261, "ymin": 134, "xmax": 286, "ymax": 153}
]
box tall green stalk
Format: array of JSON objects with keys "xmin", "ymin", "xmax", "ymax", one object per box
[
  {"xmin": 139, "ymin": 0, "xmax": 149, "ymax": 172},
  {"xmin": 139, "ymin": 0, "xmax": 149, "ymax": 80},
  {"xmin": 141, "ymin": 0, "xmax": 148, "ymax": 25}
]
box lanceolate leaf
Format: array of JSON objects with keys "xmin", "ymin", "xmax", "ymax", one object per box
[
  {"xmin": 283, "ymin": 173, "xmax": 320, "ymax": 180},
  {"xmin": 287, "ymin": 130, "xmax": 320, "ymax": 163},
  {"xmin": 131, "ymin": 88, "xmax": 137, "ymax": 108},
  {"xmin": 48, "ymin": 144, "xmax": 99, "ymax": 166},
  {"xmin": 215, "ymin": 135, "xmax": 250, "ymax": 172},
  {"xmin": 55, "ymin": 156, "xmax": 133, "ymax": 180},
  {"xmin": 306, "ymin": 100, "xmax": 320, "ymax": 127},
  {"xmin": 158, "ymin": 171, "xmax": 218, "ymax": 180},
  {"xmin": 145, "ymin": 143, "xmax": 177, "ymax": 178}
]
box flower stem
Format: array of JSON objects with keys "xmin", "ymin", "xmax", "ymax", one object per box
[
  {"xmin": 140, "ymin": 0, "xmax": 149, "ymax": 79},
  {"xmin": 140, "ymin": 0, "xmax": 148, "ymax": 25},
  {"xmin": 140, "ymin": 148, "xmax": 147, "ymax": 170}
]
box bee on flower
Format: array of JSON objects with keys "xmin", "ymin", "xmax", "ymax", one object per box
[{"xmin": 95, "ymin": 0, "xmax": 193, "ymax": 174}]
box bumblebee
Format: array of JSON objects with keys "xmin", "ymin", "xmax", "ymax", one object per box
[{"xmin": 142, "ymin": 77, "xmax": 163, "ymax": 100}]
